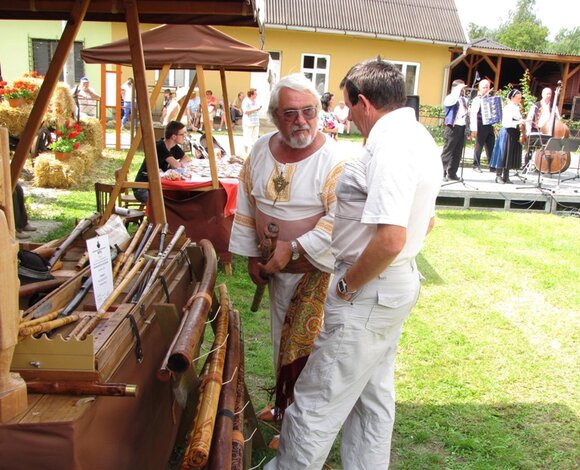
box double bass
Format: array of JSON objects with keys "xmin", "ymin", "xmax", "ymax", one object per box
[{"xmin": 534, "ymin": 81, "xmax": 571, "ymax": 174}]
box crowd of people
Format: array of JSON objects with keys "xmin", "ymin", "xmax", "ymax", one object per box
[{"xmin": 440, "ymin": 77, "xmax": 560, "ymax": 185}]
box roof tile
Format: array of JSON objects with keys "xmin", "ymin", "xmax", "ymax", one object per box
[{"xmin": 265, "ymin": 0, "xmax": 467, "ymax": 45}]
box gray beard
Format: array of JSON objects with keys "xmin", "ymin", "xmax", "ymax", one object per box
[{"xmin": 283, "ymin": 130, "xmax": 314, "ymax": 149}]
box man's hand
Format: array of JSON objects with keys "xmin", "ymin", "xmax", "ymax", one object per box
[
  {"xmin": 261, "ymin": 240, "xmax": 293, "ymax": 274},
  {"xmin": 248, "ymin": 257, "xmax": 268, "ymax": 286}
]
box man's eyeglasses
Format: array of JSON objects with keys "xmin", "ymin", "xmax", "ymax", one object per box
[{"xmin": 281, "ymin": 106, "xmax": 317, "ymax": 122}]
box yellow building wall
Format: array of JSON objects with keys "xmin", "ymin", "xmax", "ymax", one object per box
[
  {"xmin": 1, "ymin": 20, "xmax": 449, "ymax": 112},
  {"xmin": 0, "ymin": 20, "xmax": 112, "ymax": 89},
  {"xmin": 217, "ymin": 27, "xmax": 450, "ymax": 107}
]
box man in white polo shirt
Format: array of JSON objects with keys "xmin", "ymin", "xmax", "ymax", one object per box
[{"xmin": 265, "ymin": 58, "xmax": 442, "ymax": 469}]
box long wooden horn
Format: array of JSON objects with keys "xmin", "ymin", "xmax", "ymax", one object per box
[
  {"xmin": 207, "ymin": 304, "xmax": 240, "ymax": 470},
  {"xmin": 165, "ymin": 240, "xmax": 217, "ymax": 374},
  {"xmin": 180, "ymin": 284, "xmax": 230, "ymax": 469}
]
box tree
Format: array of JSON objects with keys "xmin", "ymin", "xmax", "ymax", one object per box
[
  {"xmin": 467, "ymin": 23, "xmax": 496, "ymax": 42},
  {"xmin": 548, "ymin": 27, "xmax": 580, "ymax": 55},
  {"xmin": 495, "ymin": 0, "xmax": 549, "ymax": 51}
]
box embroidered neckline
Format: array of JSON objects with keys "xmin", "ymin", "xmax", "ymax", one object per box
[{"xmin": 272, "ymin": 164, "xmax": 289, "ymax": 206}]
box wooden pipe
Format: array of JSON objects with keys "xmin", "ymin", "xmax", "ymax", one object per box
[
  {"xmin": 250, "ymin": 223, "xmax": 279, "ymax": 312},
  {"xmin": 25, "ymin": 381, "xmax": 137, "ymax": 397}
]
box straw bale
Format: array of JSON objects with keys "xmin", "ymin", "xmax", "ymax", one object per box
[
  {"xmin": 46, "ymin": 83, "xmax": 76, "ymax": 124},
  {"xmin": 33, "ymin": 144, "xmax": 102, "ymax": 189},
  {"xmin": 34, "ymin": 154, "xmax": 74, "ymax": 188},
  {"xmin": 79, "ymin": 119, "xmax": 103, "ymax": 149},
  {"xmin": 0, "ymin": 102, "xmax": 33, "ymax": 136}
]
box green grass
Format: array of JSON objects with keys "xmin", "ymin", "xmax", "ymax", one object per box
[
  {"xmin": 220, "ymin": 211, "xmax": 579, "ymax": 469},
  {"xmin": 25, "ymin": 156, "xmax": 579, "ymax": 469}
]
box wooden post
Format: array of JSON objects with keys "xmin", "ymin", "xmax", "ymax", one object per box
[
  {"xmin": 124, "ymin": 0, "xmax": 166, "ymax": 224},
  {"xmin": 100, "ymin": 63, "xmax": 107, "ymax": 146},
  {"xmin": 196, "ymin": 65, "xmax": 220, "ymax": 189},
  {"xmin": 0, "ymin": 127, "xmax": 27, "ymax": 422},
  {"xmin": 103, "ymin": 65, "xmax": 171, "ymax": 223},
  {"xmin": 116, "ymin": 64, "xmax": 123, "ymax": 150},
  {"xmin": 220, "ymin": 68, "xmax": 236, "ymax": 156}
]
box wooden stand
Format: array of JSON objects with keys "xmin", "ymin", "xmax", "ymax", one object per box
[{"xmin": 0, "ymin": 127, "xmax": 28, "ymax": 422}]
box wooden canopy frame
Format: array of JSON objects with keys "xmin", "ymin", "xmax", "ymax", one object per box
[
  {"xmin": 4, "ymin": 0, "xmax": 262, "ymax": 224},
  {"xmin": 80, "ymin": 24, "xmax": 269, "ymax": 223},
  {"xmin": 447, "ymin": 40, "xmax": 580, "ymax": 113},
  {"xmin": 0, "ymin": 0, "xmax": 261, "ymax": 423}
]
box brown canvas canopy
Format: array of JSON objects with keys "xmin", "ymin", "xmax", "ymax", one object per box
[
  {"xmin": 81, "ymin": 24, "xmax": 269, "ymax": 71},
  {"xmin": 0, "ymin": 0, "xmax": 261, "ymax": 26},
  {"xmin": 80, "ymin": 23, "xmax": 268, "ymax": 219}
]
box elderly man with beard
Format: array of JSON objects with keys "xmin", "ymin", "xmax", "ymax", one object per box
[{"xmin": 229, "ymin": 74, "xmax": 345, "ymax": 432}]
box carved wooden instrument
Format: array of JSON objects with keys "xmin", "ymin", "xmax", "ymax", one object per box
[{"xmin": 250, "ymin": 223, "xmax": 279, "ymax": 312}]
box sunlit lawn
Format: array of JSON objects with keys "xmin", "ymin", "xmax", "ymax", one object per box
[{"xmin": 27, "ymin": 151, "xmax": 579, "ymax": 469}]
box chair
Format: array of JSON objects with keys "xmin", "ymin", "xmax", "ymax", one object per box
[
  {"xmin": 114, "ymin": 168, "xmax": 146, "ymax": 211},
  {"xmin": 95, "ymin": 182, "xmax": 144, "ymax": 226}
]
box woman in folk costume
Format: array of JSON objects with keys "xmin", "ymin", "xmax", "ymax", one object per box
[{"xmin": 491, "ymin": 89, "xmax": 525, "ymax": 184}]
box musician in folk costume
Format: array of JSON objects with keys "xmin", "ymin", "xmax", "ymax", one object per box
[
  {"xmin": 491, "ymin": 89, "xmax": 525, "ymax": 184},
  {"xmin": 229, "ymin": 74, "xmax": 345, "ymax": 434},
  {"xmin": 441, "ymin": 79, "xmax": 468, "ymax": 181},
  {"xmin": 526, "ymin": 87, "xmax": 560, "ymax": 135},
  {"xmin": 469, "ymin": 79, "xmax": 496, "ymax": 172},
  {"xmin": 265, "ymin": 59, "xmax": 442, "ymax": 470}
]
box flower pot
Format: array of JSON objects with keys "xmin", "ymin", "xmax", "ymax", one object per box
[
  {"xmin": 54, "ymin": 151, "xmax": 72, "ymax": 162},
  {"xmin": 7, "ymin": 98, "xmax": 25, "ymax": 107}
]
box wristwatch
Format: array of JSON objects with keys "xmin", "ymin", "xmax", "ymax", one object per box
[
  {"xmin": 290, "ymin": 240, "xmax": 300, "ymax": 261},
  {"xmin": 337, "ymin": 277, "xmax": 357, "ymax": 296}
]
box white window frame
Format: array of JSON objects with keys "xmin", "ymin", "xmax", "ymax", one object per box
[
  {"xmin": 390, "ymin": 60, "xmax": 420, "ymax": 96},
  {"xmin": 154, "ymin": 68, "xmax": 197, "ymax": 88},
  {"xmin": 301, "ymin": 53, "xmax": 331, "ymax": 94}
]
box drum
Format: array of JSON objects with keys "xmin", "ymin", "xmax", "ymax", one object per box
[
  {"xmin": 481, "ymin": 96, "xmax": 502, "ymax": 125},
  {"xmin": 533, "ymin": 149, "xmax": 571, "ymax": 174}
]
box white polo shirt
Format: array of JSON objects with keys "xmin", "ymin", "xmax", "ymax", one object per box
[{"xmin": 331, "ymin": 107, "xmax": 442, "ymax": 269}]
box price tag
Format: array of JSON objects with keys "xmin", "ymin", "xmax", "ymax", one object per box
[{"xmin": 86, "ymin": 235, "xmax": 114, "ymax": 311}]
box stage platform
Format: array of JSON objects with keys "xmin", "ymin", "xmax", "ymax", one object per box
[{"xmin": 438, "ymin": 151, "xmax": 580, "ymax": 214}]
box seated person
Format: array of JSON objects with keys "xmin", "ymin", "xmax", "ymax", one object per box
[
  {"xmin": 162, "ymin": 87, "xmax": 188, "ymax": 126},
  {"xmin": 333, "ymin": 100, "xmax": 351, "ymax": 134},
  {"xmin": 160, "ymin": 88, "xmax": 172, "ymax": 123},
  {"xmin": 187, "ymin": 88, "xmax": 201, "ymax": 130},
  {"xmin": 133, "ymin": 121, "xmax": 191, "ymax": 203},
  {"xmin": 205, "ymin": 90, "xmax": 218, "ymax": 129},
  {"xmin": 193, "ymin": 133, "xmax": 227, "ymax": 160},
  {"xmin": 75, "ymin": 77, "xmax": 100, "ymax": 119},
  {"xmin": 230, "ymin": 91, "xmax": 245, "ymax": 124},
  {"xmin": 218, "ymin": 102, "xmax": 228, "ymax": 131}
]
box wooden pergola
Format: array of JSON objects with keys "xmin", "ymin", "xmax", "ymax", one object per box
[
  {"xmin": 446, "ymin": 39, "xmax": 580, "ymax": 115},
  {"xmin": 2, "ymin": 0, "xmax": 262, "ymax": 224},
  {"xmin": 0, "ymin": 0, "xmax": 262, "ymax": 424}
]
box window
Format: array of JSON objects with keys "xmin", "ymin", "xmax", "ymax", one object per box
[
  {"xmin": 301, "ymin": 54, "xmax": 330, "ymax": 95},
  {"xmin": 31, "ymin": 39, "xmax": 84, "ymax": 81},
  {"xmin": 154, "ymin": 69, "xmax": 197, "ymax": 88},
  {"xmin": 391, "ymin": 61, "xmax": 420, "ymax": 96}
]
